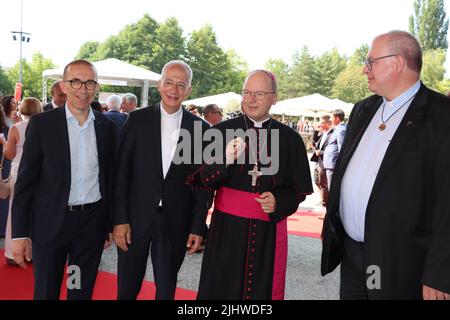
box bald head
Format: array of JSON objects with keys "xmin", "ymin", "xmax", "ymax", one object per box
[
  {"xmin": 244, "ymin": 70, "xmax": 277, "ymax": 93},
  {"xmin": 241, "ymin": 70, "xmax": 278, "ymax": 122},
  {"xmin": 377, "ymin": 30, "xmax": 422, "ymax": 74},
  {"xmin": 63, "ymin": 60, "xmax": 97, "ymax": 80}
]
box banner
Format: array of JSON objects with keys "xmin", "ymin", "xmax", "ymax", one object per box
[{"xmin": 14, "ymin": 82, "xmax": 23, "ymax": 102}]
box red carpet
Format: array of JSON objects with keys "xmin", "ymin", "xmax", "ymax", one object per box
[
  {"xmin": 286, "ymin": 210, "xmax": 324, "ymax": 238},
  {"xmin": 0, "ymin": 249, "xmax": 196, "ymax": 300},
  {"xmin": 1, "ymin": 209, "xmax": 323, "ymax": 300}
]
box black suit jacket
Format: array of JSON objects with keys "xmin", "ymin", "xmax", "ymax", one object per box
[
  {"xmin": 113, "ymin": 104, "xmax": 211, "ymax": 244},
  {"xmin": 12, "ymin": 107, "xmax": 116, "ymax": 245},
  {"xmin": 310, "ymin": 129, "xmax": 333, "ymax": 163},
  {"xmin": 321, "ymin": 83, "xmax": 450, "ymax": 298},
  {"xmin": 43, "ymin": 102, "xmax": 54, "ymax": 112}
]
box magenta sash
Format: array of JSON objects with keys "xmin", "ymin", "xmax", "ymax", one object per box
[
  {"xmin": 214, "ymin": 187, "xmax": 270, "ymax": 221},
  {"xmin": 214, "ymin": 187, "xmax": 287, "ymax": 300}
]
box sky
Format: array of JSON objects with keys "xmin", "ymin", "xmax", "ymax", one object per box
[{"xmin": 1, "ymin": 0, "xmax": 450, "ymax": 75}]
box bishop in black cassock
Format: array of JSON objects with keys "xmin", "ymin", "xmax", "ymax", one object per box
[{"xmin": 194, "ymin": 70, "xmax": 313, "ymax": 300}]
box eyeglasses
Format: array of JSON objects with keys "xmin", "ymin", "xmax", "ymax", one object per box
[
  {"xmin": 162, "ymin": 80, "xmax": 188, "ymax": 91},
  {"xmin": 242, "ymin": 90, "xmax": 275, "ymax": 101},
  {"xmin": 364, "ymin": 54, "xmax": 397, "ymax": 71},
  {"xmin": 64, "ymin": 79, "xmax": 98, "ymax": 90}
]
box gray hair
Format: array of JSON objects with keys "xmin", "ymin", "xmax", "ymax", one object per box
[
  {"xmin": 160, "ymin": 60, "xmax": 193, "ymax": 87},
  {"xmin": 384, "ymin": 30, "xmax": 422, "ymax": 73},
  {"xmin": 203, "ymin": 104, "xmax": 219, "ymax": 117},
  {"xmin": 122, "ymin": 93, "xmax": 137, "ymax": 104},
  {"xmin": 106, "ymin": 94, "xmax": 122, "ymax": 111},
  {"xmin": 50, "ymin": 80, "xmax": 63, "ymax": 96}
]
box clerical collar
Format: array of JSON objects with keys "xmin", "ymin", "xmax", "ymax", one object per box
[
  {"xmin": 246, "ymin": 115, "xmax": 271, "ymax": 128},
  {"xmin": 160, "ymin": 102, "xmax": 183, "ymax": 118},
  {"xmin": 382, "ymin": 80, "xmax": 420, "ymax": 114}
]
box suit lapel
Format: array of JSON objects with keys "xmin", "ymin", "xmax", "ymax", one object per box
[
  {"xmin": 321, "ymin": 128, "xmax": 334, "ymax": 150},
  {"xmin": 339, "ymin": 96, "xmax": 381, "ymax": 170},
  {"xmin": 153, "ymin": 104, "xmax": 164, "ymax": 183},
  {"xmin": 55, "ymin": 108, "xmax": 72, "ymax": 182},
  {"xmin": 370, "ymin": 84, "xmax": 428, "ymax": 195},
  {"xmin": 93, "ymin": 111, "xmax": 105, "ymax": 178},
  {"xmin": 165, "ymin": 108, "xmax": 191, "ymax": 180}
]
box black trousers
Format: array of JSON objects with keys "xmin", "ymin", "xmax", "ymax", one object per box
[
  {"xmin": 32, "ymin": 202, "xmax": 105, "ymax": 300},
  {"xmin": 117, "ymin": 208, "xmax": 187, "ymax": 300},
  {"xmin": 340, "ymin": 235, "xmax": 369, "ymax": 300}
]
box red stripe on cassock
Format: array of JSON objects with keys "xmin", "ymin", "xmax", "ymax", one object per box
[{"xmin": 272, "ymin": 219, "xmax": 287, "ymax": 300}]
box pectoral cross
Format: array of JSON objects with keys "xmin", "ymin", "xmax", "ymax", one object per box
[{"xmin": 248, "ymin": 164, "xmax": 262, "ymax": 187}]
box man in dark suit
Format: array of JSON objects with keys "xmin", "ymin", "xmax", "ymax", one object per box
[
  {"xmin": 311, "ymin": 115, "xmax": 333, "ymax": 207},
  {"xmin": 104, "ymin": 94, "xmax": 127, "ymax": 142},
  {"xmin": 11, "ymin": 60, "xmax": 116, "ymax": 300},
  {"xmin": 113, "ymin": 60, "xmax": 210, "ymax": 300},
  {"xmin": 43, "ymin": 80, "xmax": 67, "ymax": 111},
  {"xmin": 321, "ymin": 30, "xmax": 450, "ymax": 299}
]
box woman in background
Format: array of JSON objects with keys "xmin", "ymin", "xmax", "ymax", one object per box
[
  {"xmin": 1, "ymin": 97, "xmax": 42, "ymax": 265},
  {"xmin": 0, "ymin": 102, "xmax": 11, "ymax": 241}
]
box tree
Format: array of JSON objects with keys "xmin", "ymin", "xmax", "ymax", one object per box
[
  {"xmin": 186, "ymin": 24, "xmax": 230, "ymax": 97},
  {"xmin": 75, "ymin": 41, "xmax": 100, "ymax": 60},
  {"xmin": 151, "ymin": 18, "xmax": 186, "ymax": 72},
  {"xmin": 332, "ymin": 64, "xmax": 371, "ymax": 104},
  {"xmin": 409, "ymin": 0, "xmax": 449, "ymax": 50},
  {"xmin": 332, "ymin": 47, "xmax": 371, "ymax": 104},
  {"xmin": 265, "ymin": 58, "xmax": 290, "ymax": 100},
  {"xmin": 93, "ymin": 14, "xmax": 159, "ymax": 67},
  {"xmin": 421, "ymin": 49, "xmax": 447, "ymax": 91},
  {"xmin": 0, "ymin": 65, "xmax": 13, "ymax": 96},
  {"xmin": 312, "ymin": 48, "xmax": 347, "ymax": 97},
  {"xmin": 221, "ymin": 49, "xmax": 248, "ymax": 94},
  {"xmin": 7, "ymin": 52, "xmax": 55, "ymax": 100},
  {"xmin": 286, "ymin": 46, "xmax": 315, "ymax": 98},
  {"xmin": 348, "ymin": 44, "xmax": 369, "ymax": 66}
]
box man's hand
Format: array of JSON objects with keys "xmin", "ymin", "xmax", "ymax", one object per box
[
  {"xmin": 12, "ymin": 238, "xmax": 32, "ymax": 269},
  {"xmin": 104, "ymin": 232, "xmax": 113, "ymax": 249},
  {"xmin": 423, "ymin": 284, "xmax": 450, "ymax": 300},
  {"xmin": 113, "ymin": 224, "xmax": 131, "ymax": 251},
  {"xmin": 255, "ymin": 192, "xmax": 277, "ymax": 214},
  {"xmin": 186, "ymin": 234, "xmax": 203, "ymax": 255},
  {"xmin": 225, "ymin": 137, "xmax": 246, "ymax": 165}
]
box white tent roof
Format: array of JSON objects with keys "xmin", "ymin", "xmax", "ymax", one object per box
[
  {"xmin": 42, "ymin": 58, "xmax": 161, "ymax": 87},
  {"xmin": 183, "ymin": 92, "xmax": 242, "ymax": 108},
  {"xmin": 270, "ymin": 93, "xmax": 353, "ymax": 117}
]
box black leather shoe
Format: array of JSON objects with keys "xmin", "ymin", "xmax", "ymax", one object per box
[{"xmin": 6, "ymin": 257, "xmax": 19, "ymax": 267}]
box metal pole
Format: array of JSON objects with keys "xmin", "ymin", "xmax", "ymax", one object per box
[{"xmin": 19, "ymin": 0, "xmax": 23, "ymax": 84}]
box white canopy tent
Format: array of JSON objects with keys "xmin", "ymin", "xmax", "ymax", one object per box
[
  {"xmin": 270, "ymin": 93, "xmax": 354, "ymax": 119},
  {"xmin": 42, "ymin": 58, "xmax": 161, "ymax": 108},
  {"xmin": 183, "ymin": 92, "xmax": 242, "ymax": 108}
]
